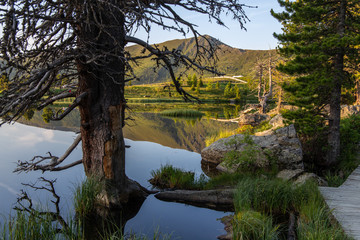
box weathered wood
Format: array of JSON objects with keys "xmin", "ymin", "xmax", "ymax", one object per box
[
  {"xmin": 319, "ymin": 166, "xmax": 360, "ymax": 239},
  {"xmin": 155, "ymin": 189, "xmax": 235, "ymax": 211}
]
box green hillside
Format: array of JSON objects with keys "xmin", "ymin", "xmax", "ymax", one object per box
[{"xmin": 126, "ymin": 36, "xmax": 277, "ymax": 84}]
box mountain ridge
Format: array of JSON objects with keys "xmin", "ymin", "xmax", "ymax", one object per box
[{"xmin": 126, "ymin": 35, "xmax": 276, "ymax": 84}]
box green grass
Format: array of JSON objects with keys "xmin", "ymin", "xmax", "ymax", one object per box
[
  {"xmin": 124, "ymin": 80, "xmax": 254, "ymax": 104},
  {"xmin": 160, "ymin": 109, "xmax": 204, "ymax": 118},
  {"xmin": 127, "ymin": 98, "xmax": 184, "ymax": 103},
  {"xmin": 3, "ymin": 211, "xmax": 60, "ymax": 240},
  {"xmin": 234, "ymin": 177, "xmax": 303, "ymax": 214},
  {"xmin": 296, "ymin": 184, "xmax": 351, "ymax": 240},
  {"xmin": 74, "ymin": 177, "xmax": 102, "ymax": 218},
  {"xmin": 205, "ymin": 121, "xmax": 273, "ymax": 147},
  {"xmin": 2, "ymin": 210, "xmax": 171, "ymax": 240},
  {"xmin": 232, "ymin": 177, "xmax": 350, "ymax": 239},
  {"xmin": 149, "ymin": 165, "xmax": 207, "ymax": 190},
  {"xmin": 205, "ymin": 129, "xmax": 237, "ymax": 146},
  {"xmin": 233, "ymin": 210, "xmax": 280, "ymax": 240},
  {"xmin": 2, "ymin": 178, "xmax": 173, "ymax": 240}
]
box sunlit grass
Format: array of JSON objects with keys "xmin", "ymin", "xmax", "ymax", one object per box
[
  {"xmin": 205, "ymin": 129, "xmax": 236, "ymax": 146},
  {"xmin": 149, "ymin": 165, "xmax": 207, "ymax": 190}
]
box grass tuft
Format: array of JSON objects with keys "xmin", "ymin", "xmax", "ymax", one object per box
[
  {"xmin": 149, "ymin": 165, "xmax": 207, "ymax": 190},
  {"xmin": 3, "ymin": 211, "xmax": 59, "ymax": 240},
  {"xmin": 74, "ymin": 177, "xmax": 102, "ymax": 217},
  {"xmin": 233, "ymin": 210, "xmax": 280, "ymax": 240}
]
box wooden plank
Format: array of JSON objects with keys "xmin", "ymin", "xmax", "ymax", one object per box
[{"xmin": 319, "ymin": 165, "xmax": 360, "ymax": 239}]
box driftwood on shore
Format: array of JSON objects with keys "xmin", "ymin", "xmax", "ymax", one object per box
[{"xmin": 155, "ymin": 189, "xmax": 235, "ymax": 211}]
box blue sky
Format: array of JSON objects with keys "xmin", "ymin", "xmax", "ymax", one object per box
[{"xmin": 134, "ymin": 0, "xmax": 284, "ymax": 50}]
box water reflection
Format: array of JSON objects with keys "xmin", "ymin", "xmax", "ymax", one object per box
[
  {"xmin": 0, "ymin": 121, "xmax": 231, "ymax": 239},
  {"xmin": 19, "ymin": 110, "xmax": 237, "ymax": 153}
]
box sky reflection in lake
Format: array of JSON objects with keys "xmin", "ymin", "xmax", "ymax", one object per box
[{"xmin": 0, "ymin": 122, "xmax": 228, "ymax": 239}]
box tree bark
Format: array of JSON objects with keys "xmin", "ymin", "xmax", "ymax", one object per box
[
  {"xmin": 277, "ymin": 87, "xmax": 282, "ymax": 114},
  {"xmin": 326, "ymin": 0, "xmax": 346, "ymax": 166},
  {"xmin": 268, "ymin": 54, "xmax": 273, "ymax": 99},
  {"xmin": 76, "ymin": 2, "xmax": 145, "ymax": 207},
  {"xmin": 258, "ymin": 63, "xmax": 265, "ymax": 114},
  {"xmin": 356, "ymin": 78, "xmax": 360, "ymax": 105}
]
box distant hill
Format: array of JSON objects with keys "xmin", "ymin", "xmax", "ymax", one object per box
[{"xmin": 126, "ymin": 36, "xmax": 277, "ymax": 84}]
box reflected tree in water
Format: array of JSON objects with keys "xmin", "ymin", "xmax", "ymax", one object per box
[{"xmin": 0, "ymin": 0, "xmax": 250, "ymax": 210}]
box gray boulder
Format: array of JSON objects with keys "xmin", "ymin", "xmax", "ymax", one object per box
[
  {"xmin": 238, "ymin": 113, "xmax": 271, "ymax": 126},
  {"xmin": 216, "ymin": 144, "xmax": 269, "ymax": 173},
  {"xmin": 269, "ymin": 114, "xmax": 285, "ymax": 129},
  {"xmin": 294, "ymin": 173, "xmax": 328, "ymax": 186},
  {"xmin": 201, "ymin": 124, "xmax": 304, "ymax": 172},
  {"xmin": 276, "ymin": 169, "xmax": 304, "ymax": 181}
]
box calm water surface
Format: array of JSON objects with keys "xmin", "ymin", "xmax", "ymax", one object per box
[{"xmin": 0, "ymin": 115, "xmax": 236, "ymax": 239}]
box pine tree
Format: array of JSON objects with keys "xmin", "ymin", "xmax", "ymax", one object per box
[
  {"xmin": 234, "ymin": 84, "xmax": 241, "ymax": 99},
  {"xmin": 224, "ymin": 82, "xmax": 233, "ymax": 98},
  {"xmin": 192, "ymin": 74, "xmax": 198, "ymax": 87},
  {"xmin": 187, "ymin": 75, "xmax": 193, "ymax": 86},
  {"xmin": 199, "ymin": 77, "xmax": 204, "ymax": 87},
  {"xmin": 272, "ymin": 0, "xmax": 360, "ymax": 166}
]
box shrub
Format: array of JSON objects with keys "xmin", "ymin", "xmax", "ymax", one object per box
[
  {"xmin": 221, "ymin": 135, "xmax": 265, "ymax": 172},
  {"xmin": 236, "ymin": 125, "xmax": 254, "ymax": 134}
]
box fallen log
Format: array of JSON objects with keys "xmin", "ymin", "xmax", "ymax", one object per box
[{"xmin": 155, "ymin": 189, "xmax": 235, "ymax": 211}]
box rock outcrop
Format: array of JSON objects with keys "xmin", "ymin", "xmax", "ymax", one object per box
[
  {"xmin": 238, "ymin": 112, "xmax": 270, "ymax": 126},
  {"xmin": 276, "ymin": 169, "xmax": 328, "ymax": 186},
  {"xmin": 269, "ymin": 114, "xmax": 285, "ymax": 129},
  {"xmin": 201, "ymin": 124, "xmax": 304, "ymax": 173}
]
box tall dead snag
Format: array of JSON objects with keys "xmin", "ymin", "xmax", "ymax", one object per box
[
  {"xmin": 256, "ymin": 53, "xmax": 274, "ymax": 114},
  {"xmin": 356, "ymin": 78, "xmax": 360, "ymax": 105},
  {"xmin": 0, "ymin": 1, "xmax": 250, "ymax": 207}
]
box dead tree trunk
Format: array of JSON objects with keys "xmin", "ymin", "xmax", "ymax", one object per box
[
  {"xmin": 257, "ymin": 62, "xmax": 264, "ymax": 113},
  {"xmin": 257, "ymin": 55, "xmax": 274, "ymax": 114},
  {"xmin": 268, "ymin": 54, "xmax": 273, "ymax": 99},
  {"xmin": 277, "ymin": 87, "xmax": 283, "ymax": 114},
  {"xmin": 356, "ymin": 78, "xmax": 360, "ymax": 105},
  {"xmin": 76, "ymin": 3, "xmax": 145, "ymax": 207}
]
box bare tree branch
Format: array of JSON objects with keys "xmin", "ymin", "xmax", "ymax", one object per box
[
  {"xmin": 14, "ymin": 134, "xmax": 82, "ymax": 173},
  {"xmin": 14, "ymin": 177, "xmax": 69, "ymax": 232}
]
